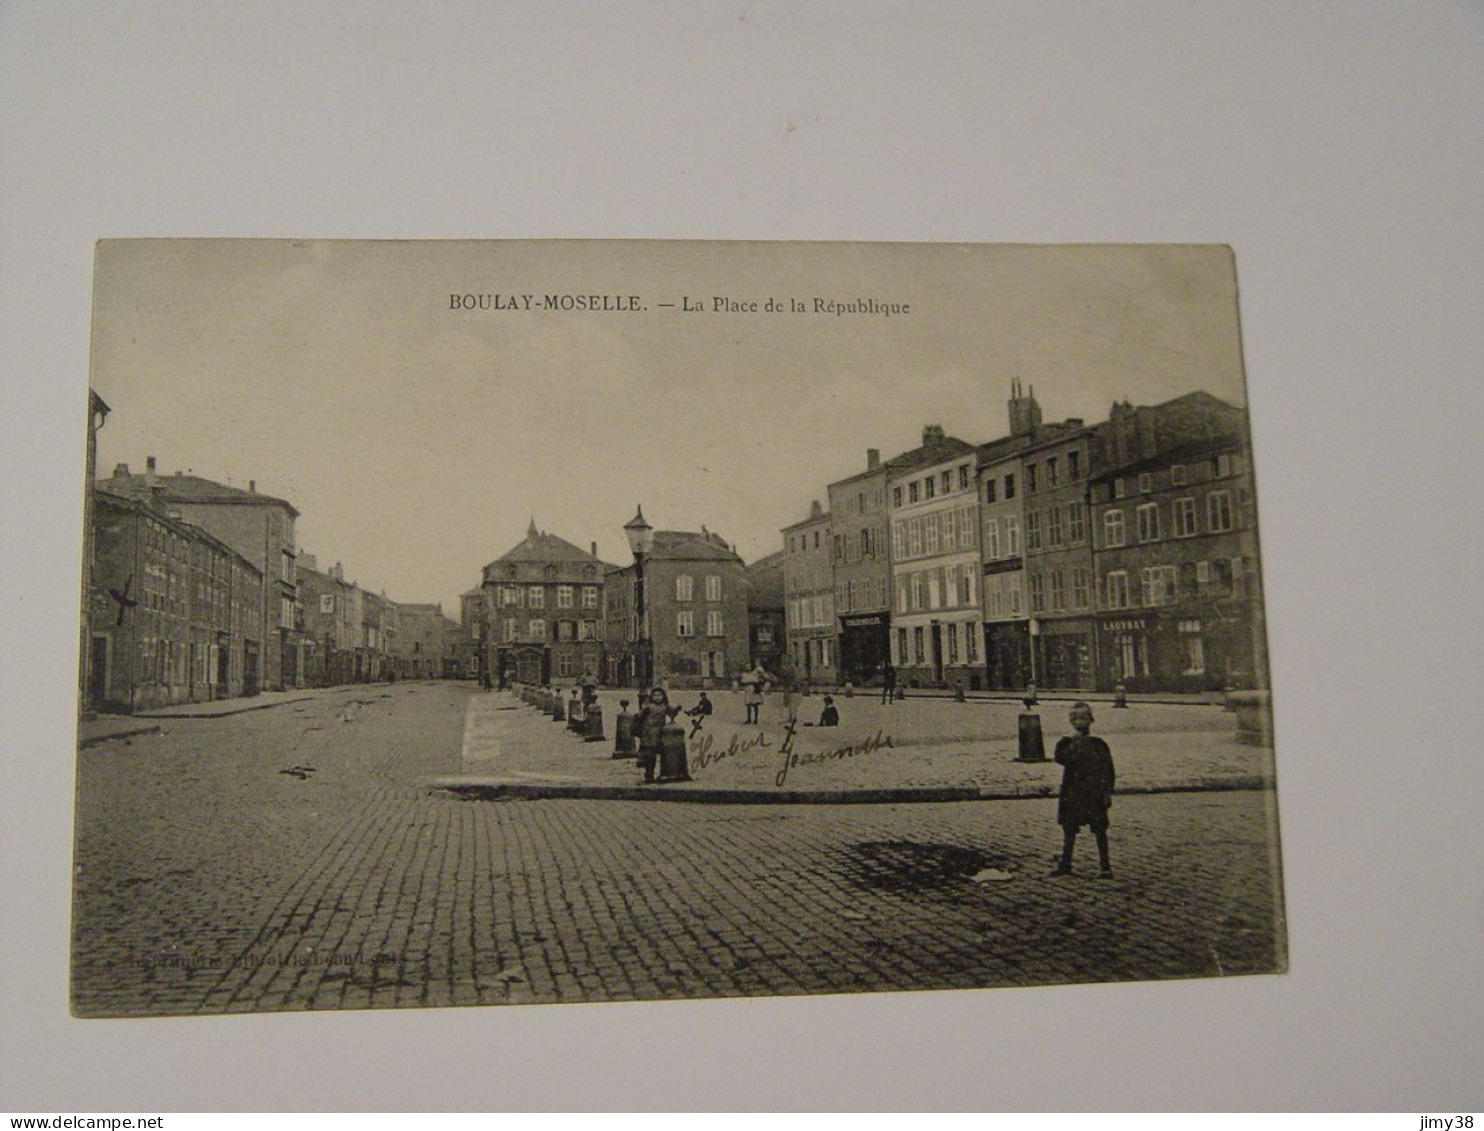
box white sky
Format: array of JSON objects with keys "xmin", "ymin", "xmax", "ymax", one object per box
[{"xmin": 90, "ymin": 240, "xmax": 1246, "ymax": 613}]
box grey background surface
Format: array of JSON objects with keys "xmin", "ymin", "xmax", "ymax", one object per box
[{"xmin": 2, "ymin": 1, "xmax": 1480, "ymax": 1112}]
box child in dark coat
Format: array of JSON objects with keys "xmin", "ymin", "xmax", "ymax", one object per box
[
  {"xmin": 1052, "ymin": 701, "xmax": 1116, "ymax": 877},
  {"xmin": 818, "ymin": 695, "xmax": 839, "ymax": 727}
]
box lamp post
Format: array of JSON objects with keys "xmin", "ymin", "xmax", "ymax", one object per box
[{"xmin": 624, "ymin": 506, "xmax": 655, "ymax": 691}]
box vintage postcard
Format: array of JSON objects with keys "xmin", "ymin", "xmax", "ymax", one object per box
[{"xmin": 74, "ymin": 240, "xmax": 1283, "ymax": 1016}]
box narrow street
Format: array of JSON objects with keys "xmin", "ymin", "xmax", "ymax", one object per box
[{"xmin": 72, "ymin": 682, "xmax": 1285, "ymax": 1016}]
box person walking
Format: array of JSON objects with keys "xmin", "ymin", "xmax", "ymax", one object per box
[
  {"xmin": 881, "ymin": 662, "xmax": 897, "ymax": 705},
  {"xmin": 776, "ymin": 655, "xmax": 800, "ymax": 723},
  {"xmin": 1051, "ymin": 701, "xmax": 1116, "ymax": 877}
]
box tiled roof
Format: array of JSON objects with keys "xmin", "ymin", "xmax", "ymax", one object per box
[{"xmin": 101, "ymin": 471, "xmax": 299, "ymax": 517}]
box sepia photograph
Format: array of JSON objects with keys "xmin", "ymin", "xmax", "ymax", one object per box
[{"xmin": 73, "ymin": 239, "xmax": 1283, "ymax": 1017}]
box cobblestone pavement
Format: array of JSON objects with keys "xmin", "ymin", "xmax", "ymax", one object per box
[
  {"xmin": 463, "ymin": 688, "xmax": 1275, "ymax": 793},
  {"xmin": 72, "ymin": 682, "xmax": 1286, "ymax": 1017}
]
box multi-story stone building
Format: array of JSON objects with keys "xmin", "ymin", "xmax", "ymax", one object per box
[
  {"xmin": 977, "ymin": 428, "xmax": 1034, "ymax": 690},
  {"xmin": 80, "ymin": 390, "xmax": 111, "ymax": 712},
  {"xmin": 295, "ymin": 553, "xmax": 358, "ymax": 687},
  {"xmin": 744, "ymin": 550, "xmax": 786, "ymax": 674},
  {"xmin": 781, "ymin": 501, "xmax": 837, "ymax": 684},
  {"xmin": 606, "ymin": 527, "xmax": 749, "ymax": 690},
  {"xmin": 484, "ymin": 521, "xmax": 610, "ymax": 687},
  {"xmin": 395, "ymin": 603, "xmax": 462, "ymax": 679},
  {"xmin": 458, "ymin": 585, "xmax": 488, "ymax": 682},
  {"xmin": 1089, "ymin": 393, "xmax": 1261, "ymax": 691},
  {"xmin": 826, "ymin": 449, "xmax": 893, "ymax": 686},
  {"xmin": 887, "ymin": 426, "xmax": 979, "ymax": 689},
  {"xmin": 88, "ymin": 486, "xmax": 264, "ymax": 711},
  {"xmin": 1019, "ymin": 416, "xmax": 1097, "ymax": 689},
  {"xmin": 102, "ymin": 459, "xmax": 303, "ymax": 690}
]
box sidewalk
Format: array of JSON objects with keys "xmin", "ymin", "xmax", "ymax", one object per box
[
  {"xmin": 435, "ymin": 687, "xmax": 1277, "ymax": 804},
  {"xmin": 76, "ymin": 682, "xmax": 406, "ymax": 747}
]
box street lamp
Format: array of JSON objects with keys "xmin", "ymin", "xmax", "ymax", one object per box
[{"xmin": 624, "ymin": 506, "xmax": 655, "ymax": 690}]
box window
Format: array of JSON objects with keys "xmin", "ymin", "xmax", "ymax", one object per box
[
  {"xmin": 861, "ymin": 528, "xmax": 872, "ymax": 557},
  {"xmin": 1212, "ymin": 558, "xmax": 1234, "ymax": 595},
  {"xmin": 1046, "ymin": 457, "xmax": 1059, "ymax": 487},
  {"xmin": 966, "ymin": 622, "xmax": 979, "ymax": 662},
  {"xmin": 894, "ymin": 628, "xmax": 906, "ymax": 666},
  {"xmin": 813, "ymin": 531, "xmax": 820, "ymax": 549},
  {"xmin": 1215, "ymin": 454, "xmax": 1234, "ymax": 478},
  {"xmin": 1029, "ymin": 572, "xmax": 1046, "ymax": 613},
  {"xmin": 935, "ymin": 567, "xmax": 949, "ymax": 609},
  {"xmin": 1106, "ymin": 571, "xmax": 1130, "ymax": 609},
  {"xmin": 1139, "ymin": 472, "xmax": 1152, "ymax": 494},
  {"xmin": 700, "ymin": 651, "xmax": 712, "ymax": 679},
  {"xmin": 958, "ymin": 465, "xmax": 970, "ymax": 491},
  {"xmin": 1104, "ymin": 509, "xmax": 1126, "ymax": 548},
  {"xmin": 947, "ymin": 623, "xmax": 959, "ymax": 664},
  {"xmin": 556, "ymin": 620, "xmax": 573, "ymax": 642},
  {"xmin": 961, "ymin": 562, "xmax": 975, "ymax": 606},
  {"xmin": 985, "ymin": 478, "xmax": 997, "ymax": 503},
  {"xmin": 924, "ymin": 515, "xmax": 940, "ymax": 554},
  {"xmin": 908, "ymin": 517, "xmax": 923, "ymax": 557},
  {"xmin": 1141, "ymin": 565, "xmax": 1178, "ymax": 606},
  {"xmin": 1208, "ymin": 490, "xmax": 1234, "ymax": 532},
  {"xmin": 676, "ymin": 574, "xmax": 693, "ymax": 602},
  {"xmin": 1072, "ymin": 567, "xmax": 1090, "ymax": 609},
  {"xmin": 1049, "ymin": 569, "xmax": 1066, "ymax": 611},
  {"xmin": 1137, "ymin": 503, "xmax": 1161, "ymax": 543},
  {"xmin": 1004, "ymin": 473, "xmax": 1016, "ymax": 499},
  {"xmin": 1006, "ymin": 515, "xmax": 1021, "ymax": 555},
  {"xmin": 1174, "ymin": 497, "xmax": 1197, "ymax": 537},
  {"xmin": 893, "ymin": 486, "xmax": 903, "ymax": 508},
  {"xmin": 677, "ymin": 610, "xmax": 694, "ymax": 636},
  {"xmin": 1180, "ymin": 620, "xmax": 1205, "ymax": 675},
  {"xmin": 280, "ymin": 596, "xmax": 294, "ymax": 629},
  {"xmin": 528, "ymin": 585, "xmax": 544, "ymax": 608},
  {"xmin": 503, "ymin": 617, "xmax": 517, "ymax": 640},
  {"xmin": 705, "ymin": 575, "xmax": 721, "ymax": 601},
  {"xmin": 1171, "ymin": 463, "xmax": 1186, "ymax": 486},
  {"xmin": 1114, "ymin": 477, "xmax": 1126, "ymax": 499},
  {"xmin": 1025, "ymin": 510, "xmax": 1041, "ymax": 551},
  {"xmin": 1026, "ymin": 464, "xmax": 1038, "ymax": 494},
  {"xmin": 557, "ymin": 585, "xmax": 573, "ymax": 608},
  {"xmin": 1068, "ymin": 502, "xmax": 1086, "ymax": 543},
  {"xmin": 959, "ymin": 506, "xmax": 976, "ymax": 548},
  {"xmin": 582, "ymin": 586, "xmax": 598, "ymax": 609},
  {"xmin": 528, "ymin": 618, "xmax": 546, "ymax": 640},
  {"xmin": 941, "ymin": 471, "xmax": 952, "ymax": 495},
  {"xmin": 834, "ymin": 535, "xmax": 843, "ymax": 562},
  {"xmin": 909, "ymin": 481, "xmax": 920, "ymax": 503},
  {"xmin": 1008, "ymin": 574, "xmax": 1023, "ymax": 615},
  {"xmin": 913, "ymin": 626, "xmax": 925, "ymax": 665},
  {"xmin": 910, "ymin": 572, "xmax": 923, "ymax": 611},
  {"xmin": 557, "ymin": 653, "xmax": 574, "ymax": 677},
  {"xmin": 924, "ymin": 476, "xmax": 936, "ymax": 500},
  {"xmin": 281, "ymin": 551, "xmax": 293, "ymax": 583},
  {"xmin": 984, "ymin": 518, "xmax": 1001, "ymax": 559},
  {"xmin": 706, "ymin": 610, "xmax": 724, "ymax": 637},
  {"xmin": 1068, "ymin": 451, "xmax": 1081, "ymax": 480},
  {"xmin": 1047, "ymin": 505, "xmax": 1064, "ymax": 546},
  {"xmin": 942, "ymin": 509, "xmax": 956, "ymax": 551},
  {"xmin": 892, "ymin": 522, "xmax": 905, "ymax": 560},
  {"xmin": 896, "ymin": 579, "xmax": 908, "ymax": 613}
]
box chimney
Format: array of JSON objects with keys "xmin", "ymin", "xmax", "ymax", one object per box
[
  {"xmin": 809, "ymin": 499, "xmax": 823, "ymax": 520},
  {"xmin": 590, "ymin": 541, "xmax": 598, "ymax": 559},
  {"xmin": 248, "ymin": 480, "xmax": 256, "ymax": 493},
  {"xmin": 922, "ymin": 424, "xmax": 945, "ymax": 447},
  {"xmin": 866, "ymin": 448, "xmax": 880, "ymax": 470},
  {"xmin": 1066, "ymin": 418, "xmax": 1084, "ymax": 429},
  {"xmin": 112, "ymin": 463, "xmax": 130, "ymax": 478},
  {"xmin": 145, "ymin": 456, "xmax": 157, "ymax": 474}
]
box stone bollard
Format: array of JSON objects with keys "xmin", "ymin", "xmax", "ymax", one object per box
[
  {"xmin": 613, "ymin": 706, "xmax": 636, "ymax": 758},
  {"xmin": 954, "ymin": 683, "xmax": 967, "ymax": 702},
  {"xmin": 1113, "ymin": 681, "xmax": 1129, "ymax": 708},
  {"xmin": 551, "ymin": 695, "xmax": 566, "ymax": 722},
  {"xmin": 584, "ymin": 704, "xmax": 606, "ymax": 742},
  {"xmin": 1015, "ymin": 712, "xmax": 1046, "ymax": 762},
  {"xmin": 1228, "ymin": 690, "xmax": 1273, "ymax": 746}
]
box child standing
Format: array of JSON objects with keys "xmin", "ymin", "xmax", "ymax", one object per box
[{"xmin": 1052, "ymin": 701, "xmax": 1116, "ymax": 877}]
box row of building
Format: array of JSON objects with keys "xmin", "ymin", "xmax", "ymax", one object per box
[
  {"xmin": 457, "ymin": 385, "xmax": 1264, "ymax": 696},
  {"xmin": 80, "ymin": 395, "xmax": 467, "ymax": 714},
  {"xmin": 778, "ymin": 384, "xmax": 1266, "ymax": 693}
]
